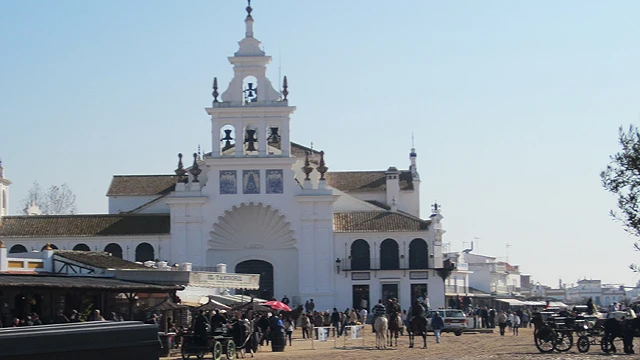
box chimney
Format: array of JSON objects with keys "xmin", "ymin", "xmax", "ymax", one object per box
[{"xmin": 385, "ymin": 167, "xmax": 400, "ymax": 210}]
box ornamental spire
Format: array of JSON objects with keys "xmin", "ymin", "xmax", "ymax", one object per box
[{"xmin": 245, "ymin": 0, "xmax": 254, "ymax": 38}]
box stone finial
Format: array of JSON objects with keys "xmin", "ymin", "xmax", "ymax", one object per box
[
  {"xmin": 212, "ymin": 77, "xmax": 219, "ymax": 103},
  {"xmin": 246, "ymin": 0, "xmax": 252, "ymax": 16},
  {"xmin": 189, "ymin": 153, "xmax": 202, "ymax": 183},
  {"xmin": 0, "ymin": 240, "xmax": 5, "ymax": 249},
  {"xmin": 44, "ymin": 243, "xmax": 52, "ymax": 251},
  {"xmin": 302, "ymin": 151, "xmax": 313, "ymax": 180},
  {"xmin": 282, "ymin": 76, "xmax": 288, "ymax": 100},
  {"xmin": 317, "ymin": 150, "xmax": 328, "ymax": 180},
  {"xmin": 175, "ymin": 153, "xmax": 187, "ymax": 177}
]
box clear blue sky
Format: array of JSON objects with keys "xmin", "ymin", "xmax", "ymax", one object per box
[{"xmin": 1, "ymin": 0, "xmax": 639, "ymax": 288}]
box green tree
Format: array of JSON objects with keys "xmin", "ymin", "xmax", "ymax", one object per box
[{"xmin": 601, "ymin": 125, "xmax": 640, "ymax": 259}]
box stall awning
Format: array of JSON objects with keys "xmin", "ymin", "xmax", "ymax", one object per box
[
  {"xmin": 496, "ymin": 298, "xmax": 526, "ymax": 306},
  {"xmin": 188, "ymin": 272, "xmax": 260, "ymax": 290}
]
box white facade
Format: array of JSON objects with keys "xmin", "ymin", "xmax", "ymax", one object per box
[
  {"xmin": 0, "ymin": 4, "xmax": 446, "ymax": 312},
  {"xmin": 464, "ymin": 253, "xmax": 521, "ymax": 296}
]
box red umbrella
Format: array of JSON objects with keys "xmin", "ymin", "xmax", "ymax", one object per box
[{"xmin": 261, "ymin": 301, "xmax": 292, "ymax": 312}]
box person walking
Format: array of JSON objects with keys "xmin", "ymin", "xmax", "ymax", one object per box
[
  {"xmin": 300, "ymin": 313, "xmax": 310, "ymax": 339},
  {"xmin": 497, "ymin": 311, "xmax": 508, "ymax": 336},
  {"xmin": 359, "ymin": 307, "xmax": 368, "ymax": 325},
  {"xmin": 331, "ymin": 308, "xmax": 340, "ymax": 337},
  {"xmin": 283, "ymin": 316, "xmax": 294, "ymax": 346},
  {"xmin": 512, "ymin": 312, "xmax": 521, "ymax": 336},
  {"xmin": 431, "ymin": 311, "xmax": 445, "ymax": 344}
]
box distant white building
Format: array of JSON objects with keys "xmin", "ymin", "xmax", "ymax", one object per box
[
  {"xmin": 0, "ymin": 161, "xmax": 10, "ymax": 218},
  {"xmin": 463, "ymin": 253, "xmax": 521, "ymax": 297}
]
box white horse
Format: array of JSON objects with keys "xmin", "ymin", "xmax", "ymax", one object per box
[{"xmin": 374, "ymin": 316, "xmax": 388, "ymax": 349}]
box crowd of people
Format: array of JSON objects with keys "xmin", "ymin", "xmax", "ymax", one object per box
[{"xmin": 0, "ymin": 308, "xmax": 118, "ymax": 328}]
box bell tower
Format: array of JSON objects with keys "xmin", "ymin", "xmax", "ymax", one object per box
[
  {"xmin": 206, "ymin": 1, "xmax": 295, "ymax": 158},
  {"xmin": 0, "ymin": 160, "xmax": 11, "ymax": 218}
]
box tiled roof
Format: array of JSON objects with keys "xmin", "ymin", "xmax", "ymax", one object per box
[
  {"xmin": 333, "ymin": 211, "xmax": 430, "ymax": 232},
  {"xmin": 107, "ymin": 175, "xmax": 178, "ymax": 196},
  {"xmin": 325, "ymin": 171, "xmax": 414, "ymax": 193},
  {"xmin": 0, "ymin": 214, "xmax": 170, "ymax": 238},
  {"xmin": 291, "ymin": 142, "xmax": 321, "ymax": 158},
  {"xmin": 55, "ymin": 251, "xmax": 148, "ymax": 270}
]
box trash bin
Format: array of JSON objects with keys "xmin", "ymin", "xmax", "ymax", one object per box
[
  {"xmin": 158, "ymin": 332, "xmax": 170, "ymax": 357},
  {"xmin": 271, "ymin": 330, "xmax": 286, "ymax": 352}
]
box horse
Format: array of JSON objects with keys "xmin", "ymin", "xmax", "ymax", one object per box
[
  {"xmin": 281, "ymin": 305, "xmax": 304, "ymax": 327},
  {"xmin": 602, "ymin": 316, "xmax": 640, "ymax": 354},
  {"xmin": 374, "ymin": 316, "xmax": 388, "ymax": 349},
  {"xmin": 231, "ymin": 319, "xmax": 254, "ymax": 358},
  {"xmin": 408, "ymin": 315, "xmax": 427, "ymax": 349},
  {"xmin": 387, "ymin": 312, "xmax": 402, "ymax": 347}
]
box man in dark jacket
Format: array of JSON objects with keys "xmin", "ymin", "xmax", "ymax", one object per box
[
  {"xmin": 331, "ymin": 308, "xmax": 340, "ymax": 337},
  {"xmin": 193, "ymin": 310, "xmax": 210, "ymax": 345},
  {"xmin": 210, "ymin": 310, "xmax": 227, "ymax": 333},
  {"xmin": 431, "ymin": 311, "xmax": 445, "ymax": 343}
]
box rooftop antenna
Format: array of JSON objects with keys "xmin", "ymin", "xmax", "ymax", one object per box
[
  {"xmin": 411, "ymin": 132, "xmax": 415, "ymax": 148},
  {"xmin": 506, "ymin": 243, "xmax": 512, "ymax": 263}
]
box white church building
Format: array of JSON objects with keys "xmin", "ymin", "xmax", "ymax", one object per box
[{"xmin": 0, "ymin": 3, "xmax": 447, "ymax": 312}]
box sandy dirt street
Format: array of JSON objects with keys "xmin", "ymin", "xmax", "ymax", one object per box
[{"xmin": 166, "ymin": 326, "xmax": 633, "ymax": 360}]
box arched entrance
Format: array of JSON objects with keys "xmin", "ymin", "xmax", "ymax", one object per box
[
  {"xmin": 135, "ymin": 243, "xmax": 154, "ymax": 262},
  {"xmin": 235, "ymin": 260, "xmax": 274, "ymax": 300}
]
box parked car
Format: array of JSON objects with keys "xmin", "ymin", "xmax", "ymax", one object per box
[{"xmin": 426, "ymin": 309, "xmax": 467, "ymax": 336}]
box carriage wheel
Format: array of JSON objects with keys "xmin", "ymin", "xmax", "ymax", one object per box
[
  {"xmin": 534, "ymin": 332, "xmax": 555, "ymax": 353},
  {"xmin": 554, "ymin": 332, "xmax": 573, "ymax": 352},
  {"xmin": 577, "ymin": 335, "xmax": 590, "ymax": 353},
  {"xmin": 181, "ymin": 341, "xmax": 191, "ymax": 360},
  {"xmin": 225, "ymin": 340, "xmax": 236, "ymax": 360},
  {"xmin": 212, "ymin": 341, "xmax": 223, "ymax": 360}
]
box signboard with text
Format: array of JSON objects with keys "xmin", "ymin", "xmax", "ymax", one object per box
[{"xmin": 189, "ymin": 272, "xmax": 260, "ymax": 289}]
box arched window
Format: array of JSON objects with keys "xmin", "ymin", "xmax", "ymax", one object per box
[
  {"xmin": 266, "ymin": 126, "xmax": 281, "ymax": 153},
  {"xmin": 135, "ymin": 243, "xmax": 155, "ymax": 262},
  {"xmin": 104, "ymin": 243, "xmax": 123, "ymax": 259},
  {"xmin": 220, "ymin": 124, "xmax": 236, "ymax": 155},
  {"xmin": 9, "ymin": 244, "xmax": 27, "ymax": 253},
  {"xmin": 409, "ymin": 238, "xmax": 429, "ymax": 269},
  {"xmin": 41, "ymin": 244, "xmax": 59, "ymax": 251},
  {"xmin": 244, "ymin": 125, "xmax": 259, "ymax": 155},
  {"xmin": 242, "ymin": 76, "xmax": 258, "ymax": 104},
  {"xmin": 350, "ymin": 239, "xmax": 370, "ymax": 270},
  {"xmin": 73, "ymin": 244, "xmax": 90, "ymax": 251},
  {"xmin": 380, "ymin": 239, "xmax": 399, "ymax": 270}
]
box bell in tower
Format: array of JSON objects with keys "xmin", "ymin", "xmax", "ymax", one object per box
[{"xmin": 244, "ymin": 127, "xmax": 258, "ymax": 153}]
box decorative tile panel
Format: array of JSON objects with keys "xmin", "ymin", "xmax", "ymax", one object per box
[
  {"xmin": 265, "ymin": 169, "xmax": 284, "ymax": 194},
  {"xmin": 219, "ymin": 170, "xmax": 237, "ymax": 195},
  {"xmin": 242, "ymin": 170, "xmax": 260, "ymax": 194}
]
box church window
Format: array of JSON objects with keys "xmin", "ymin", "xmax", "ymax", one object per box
[
  {"xmin": 242, "ymin": 170, "xmax": 260, "ymax": 194},
  {"xmin": 104, "ymin": 243, "xmax": 123, "ymax": 259},
  {"xmin": 220, "ymin": 125, "xmax": 236, "ymax": 155},
  {"xmin": 242, "ymin": 76, "xmax": 258, "ymax": 104},
  {"xmin": 350, "ymin": 239, "xmax": 370, "ymax": 270},
  {"xmin": 243, "ymin": 125, "xmax": 259, "ymax": 155},
  {"xmin": 220, "ymin": 170, "xmax": 238, "ymax": 194},
  {"xmin": 409, "ymin": 238, "xmax": 429, "ymax": 269},
  {"xmin": 73, "ymin": 243, "xmax": 90, "ymax": 251},
  {"xmin": 9, "ymin": 244, "xmax": 27, "ymax": 254},
  {"xmin": 380, "ymin": 239, "xmax": 399, "ymax": 270},
  {"xmin": 265, "ymin": 169, "xmax": 283, "ymax": 194},
  {"xmin": 135, "ymin": 242, "xmax": 155, "ymax": 262},
  {"xmin": 41, "ymin": 244, "xmax": 58, "ymax": 251}
]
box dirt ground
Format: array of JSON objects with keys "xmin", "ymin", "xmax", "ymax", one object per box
[{"xmin": 167, "ymin": 326, "xmax": 635, "ymax": 360}]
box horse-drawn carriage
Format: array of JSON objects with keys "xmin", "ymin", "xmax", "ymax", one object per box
[
  {"xmin": 181, "ymin": 326, "xmax": 236, "ymax": 360},
  {"xmin": 533, "ymin": 310, "xmax": 601, "ymax": 353}
]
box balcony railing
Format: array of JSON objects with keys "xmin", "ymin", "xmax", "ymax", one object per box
[{"xmin": 340, "ymin": 257, "xmax": 431, "ymax": 271}]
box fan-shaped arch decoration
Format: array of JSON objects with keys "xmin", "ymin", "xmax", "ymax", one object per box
[{"xmin": 209, "ymin": 202, "xmax": 296, "ymax": 250}]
